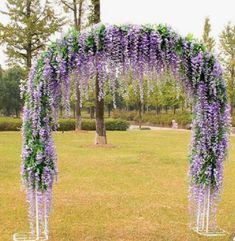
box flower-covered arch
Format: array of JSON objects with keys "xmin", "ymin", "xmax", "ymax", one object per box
[{"xmin": 21, "ymin": 23, "xmax": 230, "ymax": 238}]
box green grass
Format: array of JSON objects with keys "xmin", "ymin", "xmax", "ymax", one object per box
[{"xmin": 0, "ymin": 131, "xmax": 235, "ymax": 241}]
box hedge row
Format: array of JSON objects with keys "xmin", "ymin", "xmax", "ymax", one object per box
[
  {"xmin": 113, "ymin": 110, "xmax": 235, "ymax": 128},
  {"xmin": 113, "ymin": 110, "xmax": 192, "ymax": 128},
  {"xmin": 0, "ymin": 118, "xmax": 22, "ymax": 131},
  {"xmin": 0, "ymin": 118, "xmax": 130, "ymax": 131},
  {"xmin": 1, "ymin": 113, "xmax": 234, "ymax": 131}
]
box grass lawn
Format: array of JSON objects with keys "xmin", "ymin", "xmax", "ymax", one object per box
[{"xmin": 0, "ymin": 130, "xmax": 234, "ymax": 241}]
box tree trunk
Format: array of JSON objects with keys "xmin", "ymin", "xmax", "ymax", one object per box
[
  {"xmin": 157, "ymin": 106, "xmax": 161, "ymax": 115},
  {"xmin": 138, "ymin": 101, "xmax": 142, "ymax": 130},
  {"xmin": 230, "ymin": 66, "xmax": 234, "ymax": 116},
  {"xmin": 74, "ymin": 0, "xmax": 83, "ymax": 131},
  {"xmin": 15, "ymin": 108, "xmax": 19, "ymax": 118},
  {"xmin": 26, "ymin": 0, "xmax": 32, "ymax": 69},
  {"xmin": 92, "ymin": 0, "xmax": 100, "ymax": 23},
  {"xmin": 27, "ymin": 50, "xmax": 32, "ymax": 69},
  {"xmin": 95, "ymin": 73, "xmax": 107, "ymax": 144},
  {"xmin": 6, "ymin": 108, "xmax": 10, "ymax": 116},
  {"xmin": 75, "ymin": 84, "xmax": 82, "ymax": 131},
  {"xmin": 90, "ymin": 106, "xmax": 95, "ymax": 119},
  {"xmin": 60, "ymin": 105, "xmax": 63, "ymax": 117},
  {"xmin": 92, "ymin": 0, "xmax": 105, "ymax": 144},
  {"xmin": 108, "ymin": 104, "xmax": 111, "ymax": 117},
  {"xmin": 230, "ymin": 89, "xmax": 234, "ymax": 116},
  {"xmin": 230, "ymin": 102, "xmax": 233, "ymax": 116},
  {"xmin": 73, "ymin": 0, "xmax": 78, "ymax": 30}
]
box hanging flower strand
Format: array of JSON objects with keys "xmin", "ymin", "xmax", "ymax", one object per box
[{"xmin": 21, "ymin": 23, "xmax": 230, "ymax": 236}]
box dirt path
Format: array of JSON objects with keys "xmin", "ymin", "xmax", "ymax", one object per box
[
  {"xmin": 129, "ymin": 125, "xmax": 235, "ymax": 137},
  {"xmin": 129, "ymin": 125, "xmax": 190, "ymax": 132}
]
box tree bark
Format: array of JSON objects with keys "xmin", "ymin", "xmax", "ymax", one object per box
[
  {"xmin": 230, "ymin": 102, "xmax": 233, "ymax": 115},
  {"xmin": 60, "ymin": 105, "xmax": 63, "ymax": 117},
  {"xmin": 95, "ymin": 73, "xmax": 107, "ymax": 144},
  {"xmin": 75, "ymin": 84, "xmax": 82, "ymax": 130},
  {"xmin": 74, "ymin": 0, "xmax": 83, "ymax": 131},
  {"xmin": 230, "ymin": 66, "xmax": 234, "ymax": 116},
  {"xmin": 27, "ymin": 47, "xmax": 32, "ymax": 69},
  {"xmin": 15, "ymin": 108, "xmax": 19, "ymax": 118},
  {"xmin": 92, "ymin": 0, "xmax": 100, "ymax": 24},
  {"xmin": 173, "ymin": 105, "xmax": 176, "ymax": 114},
  {"xmin": 138, "ymin": 101, "xmax": 142, "ymax": 130},
  {"xmin": 107, "ymin": 104, "xmax": 111, "ymax": 117},
  {"xmin": 73, "ymin": 0, "xmax": 78, "ymax": 30},
  {"xmin": 92, "ymin": 0, "xmax": 105, "ymax": 144},
  {"xmin": 90, "ymin": 106, "xmax": 95, "ymax": 119},
  {"xmin": 26, "ymin": 0, "xmax": 32, "ymax": 69}
]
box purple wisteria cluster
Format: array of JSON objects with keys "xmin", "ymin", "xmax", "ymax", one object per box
[{"xmin": 21, "ymin": 23, "xmax": 230, "ymax": 234}]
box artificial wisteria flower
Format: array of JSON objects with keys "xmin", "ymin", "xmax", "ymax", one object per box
[{"xmin": 21, "ymin": 23, "xmax": 230, "ymax": 236}]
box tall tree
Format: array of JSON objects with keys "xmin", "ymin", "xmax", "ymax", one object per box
[
  {"xmin": 124, "ymin": 82, "xmax": 147, "ymax": 130},
  {"xmin": 202, "ymin": 17, "xmax": 215, "ymax": 52},
  {"xmin": 0, "ymin": 66, "xmax": 23, "ymax": 117},
  {"xmin": 0, "ymin": 0, "xmax": 65, "ymax": 70},
  {"xmin": 89, "ymin": 0, "xmax": 100, "ymax": 24},
  {"xmin": 90, "ymin": 0, "xmax": 106, "ymax": 144},
  {"xmin": 59, "ymin": 0, "xmax": 84, "ymax": 131},
  {"xmin": 60, "ymin": 0, "xmax": 84, "ymax": 31},
  {"xmin": 0, "ymin": 65, "xmax": 3, "ymax": 79},
  {"xmin": 220, "ymin": 23, "xmax": 235, "ymax": 115}
]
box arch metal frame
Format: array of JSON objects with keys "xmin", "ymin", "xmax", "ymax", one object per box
[{"xmin": 16, "ymin": 23, "xmax": 230, "ymax": 240}]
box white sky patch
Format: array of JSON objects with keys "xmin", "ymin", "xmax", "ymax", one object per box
[{"xmin": 0, "ymin": 0, "xmax": 235, "ymax": 68}]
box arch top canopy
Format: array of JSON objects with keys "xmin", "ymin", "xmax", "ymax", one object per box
[
  {"xmin": 21, "ymin": 23, "xmax": 230, "ymax": 234},
  {"xmin": 42, "ymin": 23, "xmax": 227, "ymax": 112}
]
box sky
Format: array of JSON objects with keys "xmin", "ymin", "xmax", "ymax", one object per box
[{"xmin": 0, "ymin": 0, "xmax": 235, "ymax": 68}]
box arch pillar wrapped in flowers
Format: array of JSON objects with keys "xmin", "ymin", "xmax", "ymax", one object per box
[{"xmin": 16, "ymin": 23, "xmax": 230, "ymax": 240}]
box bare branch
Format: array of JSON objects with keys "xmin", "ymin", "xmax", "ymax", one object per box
[
  {"xmin": 61, "ymin": 0, "xmax": 74, "ymax": 11},
  {"xmin": 32, "ymin": 44, "xmax": 44, "ymax": 52}
]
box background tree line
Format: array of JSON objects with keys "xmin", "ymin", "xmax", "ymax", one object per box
[{"xmin": 0, "ymin": 1, "xmax": 234, "ymax": 130}]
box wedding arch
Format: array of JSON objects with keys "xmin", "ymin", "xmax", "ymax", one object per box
[{"xmin": 17, "ymin": 23, "xmax": 230, "ymax": 240}]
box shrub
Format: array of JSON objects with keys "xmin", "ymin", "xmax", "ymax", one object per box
[
  {"xmin": 1, "ymin": 114, "xmax": 235, "ymax": 131},
  {"xmin": 59, "ymin": 119, "xmax": 129, "ymax": 131},
  {"xmin": 81, "ymin": 119, "xmax": 96, "ymax": 130},
  {"xmin": 112, "ymin": 110, "xmax": 193, "ymax": 128},
  {"xmin": 105, "ymin": 119, "xmax": 130, "ymax": 131},
  {"xmin": 232, "ymin": 115, "xmax": 235, "ymax": 127},
  {"xmin": 81, "ymin": 119, "xmax": 129, "ymax": 131},
  {"xmin": 0, "ymin": 117, "xmax": 129, "ymax": 131},
  {"xmin": 0, "ymin": 117, "xmax": 22, "ymax": 131},
  {"xmin": 57, "ymin": 119, "xmax": 75, "ymax": 131},
  {"xmin": 112, "ymin": 110, "xmax": 137, "ymax": 121}
]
